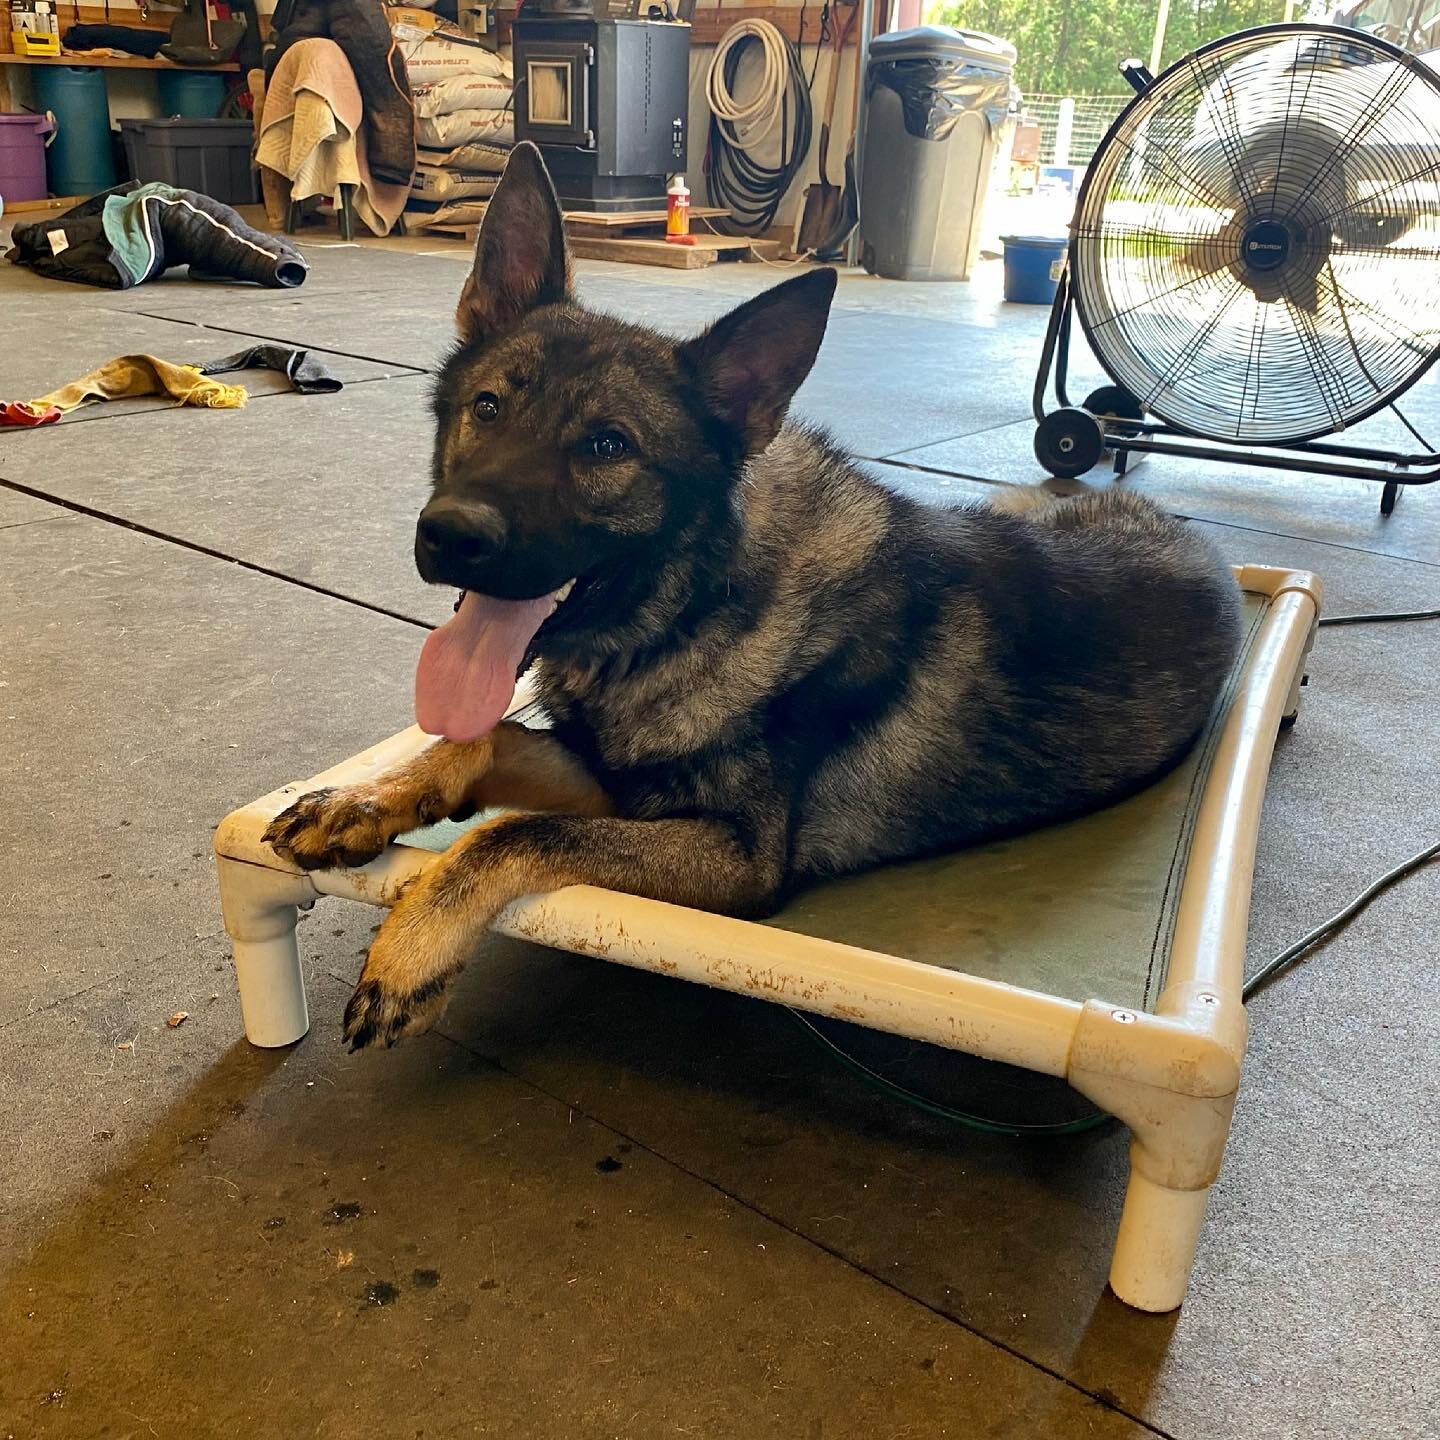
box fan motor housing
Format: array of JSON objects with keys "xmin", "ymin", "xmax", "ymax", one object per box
[{"xmin": 1241, "ymin": 219, "xmax": 1290, "ymax": 272}]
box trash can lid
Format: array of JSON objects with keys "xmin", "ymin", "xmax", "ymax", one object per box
[{"xmin": 868, "ymin": 25, "xmax": 1016, "ymax": 73}]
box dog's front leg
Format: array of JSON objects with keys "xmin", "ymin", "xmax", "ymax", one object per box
[
  {"xmin": 343, "ymin": 813, "xmax": 784, "ymax": 1050},
  {"xmin": 263, "ymin": 724, "xmax": 611, "ymax": 871}
]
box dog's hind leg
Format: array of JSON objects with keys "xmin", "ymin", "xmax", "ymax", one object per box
[
  {"xmin": 342, "ymin": 812, "xmax": 784, "ymax": 1050},
  {"xmin": 263, "ymin": 724, "xmax": 611, "ymax": 872}
]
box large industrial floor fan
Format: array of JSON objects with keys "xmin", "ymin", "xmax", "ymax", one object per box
[{"xmin": 1033, "ymin": 23, "xmax": 1440, "ymax": 514}]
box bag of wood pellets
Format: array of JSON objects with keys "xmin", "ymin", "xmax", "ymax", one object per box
[
  {"xmin": 411, "ymin": 72, "xmax": 512, "ymax": 118},
  {"xmin": 416, "ymin": 108, "xmax": 514, "ymax": 148},
  {"xmin": 409, "ymin": 162, "xmax": 502, "ymax": 201},
  {"xmin": 392, "ymin": 21, "xmax": 509, "ymax": 86},
  {"xmin": 417, "ymin": 139, "xmax": 511, "ymax": 174}
]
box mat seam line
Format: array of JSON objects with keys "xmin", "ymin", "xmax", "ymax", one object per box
[
  {"xmin": 868, "ymin": 458, "xmax": 1440, "ymax": 571},
  {"xmin": 0, "ymin": 477, "xmax": 437, "ymax": 631}
]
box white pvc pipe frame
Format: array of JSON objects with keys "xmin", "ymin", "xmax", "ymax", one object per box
[{"xmin": 214, "ymin": 563, "xmax": 1321, "ymax": 1311}]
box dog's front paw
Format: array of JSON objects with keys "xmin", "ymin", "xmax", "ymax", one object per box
[
  {"xmin": 341, "ymin": 884, "xmax": 472, "ymax": 1050},
  {"xmin": 263, "ymin": 786, "xmax": 400, "ymax": 871},
  {"xmin": 342, "ymin": 974, "xmax": 449, "ymax": 1051}
]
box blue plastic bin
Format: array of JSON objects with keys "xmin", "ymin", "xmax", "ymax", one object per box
[
  {"xmin": 156, "ymin": 71, "xmax": 227, "ymax": 119},
  {"xmin": 32, "ymin": 65, "xmax": 118, "ymax": 196},
  {"xmin": 1001, "ymin": 234, "xmax": 1068, "ymax": 305}
]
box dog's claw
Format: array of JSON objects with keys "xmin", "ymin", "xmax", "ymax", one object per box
[
  {"xmin": 263, "ymin": 786, "xmax": 394, "ymax": 872},
  {"xmin": 343, "ymin": 976, "xmax": 448, "ymax": 1051}
]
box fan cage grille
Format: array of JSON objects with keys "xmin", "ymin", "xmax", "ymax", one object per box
[{"xmin": 1070, "ymin": 24, "xmax": 1440, "ymax": 446}]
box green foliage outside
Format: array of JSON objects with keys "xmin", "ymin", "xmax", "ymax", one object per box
[{"xmin": 928, "ymin": 1, "xmax": 1295, "ymax": 94}]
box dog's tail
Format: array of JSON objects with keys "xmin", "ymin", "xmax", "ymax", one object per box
[{"xmin": 987, "ymin": 486, "xmax": 1059, "ymax": 518}]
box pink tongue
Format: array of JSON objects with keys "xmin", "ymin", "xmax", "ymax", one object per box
[{"xmin": 415, "ymin": 589, "xmax": 557, "ymax": 741}]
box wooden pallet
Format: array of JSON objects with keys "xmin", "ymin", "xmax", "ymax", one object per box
[
  {"xmin": 414, "ymin": 207, "xmax": 784, "ymax": 268},
  {"xmin": 562, "ymin": 205, "xmax": 730, "ymax": 235},
  {"xmin": 412, "ymin": 204, "xmax": 728, "ymax": 242},
  {"xmin": 568, "ymin": 231, "xmax": 786, "ymax": 269}
]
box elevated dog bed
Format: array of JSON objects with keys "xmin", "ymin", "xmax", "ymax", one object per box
[{"xmin": 214, "ymin": 563, "xmax": 1321, "ymax": 1312}]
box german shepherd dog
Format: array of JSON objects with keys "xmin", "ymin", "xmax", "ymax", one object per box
[{"xmin": 263, "ymin": 144, "xmax": 1243, "ymax": 1051}]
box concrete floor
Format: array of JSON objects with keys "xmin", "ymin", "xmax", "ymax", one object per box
[{"xmin": 1, "ymin": 218, "xmax": 1437, "ymax": 1440}]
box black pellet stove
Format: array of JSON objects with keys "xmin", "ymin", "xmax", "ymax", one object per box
[{"xmin": 513, "ymin": 0, "xmax": 692, "ymax": 212}]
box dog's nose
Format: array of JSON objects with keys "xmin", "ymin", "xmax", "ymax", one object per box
[{"xmin": 416, "ymin": 499, "xmax": 508, "ymax": 572}]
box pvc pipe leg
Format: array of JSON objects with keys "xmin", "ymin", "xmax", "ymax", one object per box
[
  {"xmin": 217, "ymin": 856, "xmax": 314, "ymax": 1048},
  {"xmin": 1109, "ymin": 1167, "xmax": 1210, "ymax": 1313}
]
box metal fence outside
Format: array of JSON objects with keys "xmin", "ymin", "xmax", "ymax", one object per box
[{"xmin": 1022, "ymin": 93, "xmax": 1129, "ymax": 166}]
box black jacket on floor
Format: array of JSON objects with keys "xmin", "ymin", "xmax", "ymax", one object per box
[
  {"xmin": 267, "ymin": 0, "xmax": 416, "ymax": 186},
  {"xmin": 7, "ymin": 185, "xmax": 307, "ymax": 290}
]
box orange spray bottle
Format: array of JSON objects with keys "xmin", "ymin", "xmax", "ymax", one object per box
[{"xmin": 665, "ymin": 173, "xmax": 695, "ymax": 246}]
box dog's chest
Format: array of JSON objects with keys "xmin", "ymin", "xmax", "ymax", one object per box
[{"xmin": 536, "ymin": 662, "xmax": 742, "ymax": 810}]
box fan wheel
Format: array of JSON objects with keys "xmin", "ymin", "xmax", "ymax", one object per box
[
  {"xmin": 1035, "ymin": 408, "xmax": 1105, "ymax": 479},
  {"xmin": 1083, "ymin": 385, "xmax": 1145, "ymax": 441}
]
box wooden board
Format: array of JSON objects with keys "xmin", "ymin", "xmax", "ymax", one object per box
[
  {"xmin": 562, "ymin": 205, "xmax": 729, "ymax": 231},
  {"xmin": 0, "ymin": 52, "xmax": 239, "ymax": 70},
  {"xmin": 488, "ymin": 4, "xmax": 869, "ymax": 48},
  {"xmin": 568, "ymin": 232, "xmax": 785, "ymax": 269},
  {"xmin": 2, "ymin": 193, "xmax": 87, "ymax": 214},
  {"xmin": 410, "ymin": 204, "xmax": 728, "ymax": 239}
]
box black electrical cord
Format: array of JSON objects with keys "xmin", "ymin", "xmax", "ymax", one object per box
[
  {"xmin": 1242, "ymin": 836, "xmax": 1440, "ymax": 998},
  {"xmin": 705, "ymin": 24, "xmax": 814, "ymax": 236},
  {"xmin": 792, "ymin": 608, "xmax": 1440, "ymax": 1137},
  {"xmin": 1320, "ymin": 608, "xmax": 1440, "ymax": 626}
]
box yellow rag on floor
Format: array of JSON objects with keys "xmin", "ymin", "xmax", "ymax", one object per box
[{"xmin": 32, "ymin": 355, "xmax": 248, "ymax": 413}]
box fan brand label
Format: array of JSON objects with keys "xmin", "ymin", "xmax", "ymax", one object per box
[{"xmin": 1240, "ymin": 220, "xmax": 1290, "ymax": 272}]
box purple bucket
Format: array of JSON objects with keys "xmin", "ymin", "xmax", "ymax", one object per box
[{"xmin": 0, "ymin": 111, "xmax": 55, "ymax": 205}]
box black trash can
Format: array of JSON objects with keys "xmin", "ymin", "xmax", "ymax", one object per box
[{"xmin": 860, "ymin": 26, "xmax": 1016, "ymax": 281}]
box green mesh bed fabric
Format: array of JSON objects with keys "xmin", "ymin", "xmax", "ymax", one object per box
[{"xmin": 399, "ymin": 591, "xmax": 1270, "ymax": 1013}]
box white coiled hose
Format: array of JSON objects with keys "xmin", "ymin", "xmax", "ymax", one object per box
[
  {"xmin": 705, "ymin": 18, "xmax": 793, "ymax": 146},
  {"xmin": 704, "ymin": 18, "xmax": 814, "ymax": 234}
]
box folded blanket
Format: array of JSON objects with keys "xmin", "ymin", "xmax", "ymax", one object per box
[
  {"xmin": 258, "ymin": 37, "xmax": 407, "ymax": 237},
  {"xmin": 268, "ymin": 0, "xmax": 415, "ymax": 187}
]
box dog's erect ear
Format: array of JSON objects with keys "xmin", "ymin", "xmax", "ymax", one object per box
[
  {"xmin": 456, "ymin": 142, "xmax": 572, "ymax": 345},
  {"xmin": 679, "ymin": 268, "xmax": 837, "ymax": 453}
]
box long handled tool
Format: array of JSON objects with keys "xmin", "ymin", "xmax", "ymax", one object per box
[{"xmin": 797, "ymin": 0, "xmax": 859, "ymax": 255}]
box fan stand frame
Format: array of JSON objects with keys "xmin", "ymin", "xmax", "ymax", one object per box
[{"xmin": 1033, "ymin": 265, "xmax": 1439, "ymax": 515}]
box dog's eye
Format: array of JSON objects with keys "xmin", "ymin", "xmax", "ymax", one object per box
[
  {"xmin": 588, "ymin": 428, "xmax": 630, "ymax": 461},
  {"xmin": 472, "ymin": 392, "xmax": 501, "ymax": 423}
]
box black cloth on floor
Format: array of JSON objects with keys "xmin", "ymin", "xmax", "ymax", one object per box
[
  {"xmin": 199, "ymin": 345, "xmax": 343, "ymax": 395},
  {"xmin": 267, "ymin": 0, "xmax": 416, "ymax": 187},
  {"xmin": 63, "ymin": 24, "xmax": 168, "ymax": 56},
  {"xmin": 6, "ymin": 184, "xmax": 308, "ymax": 291}
]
